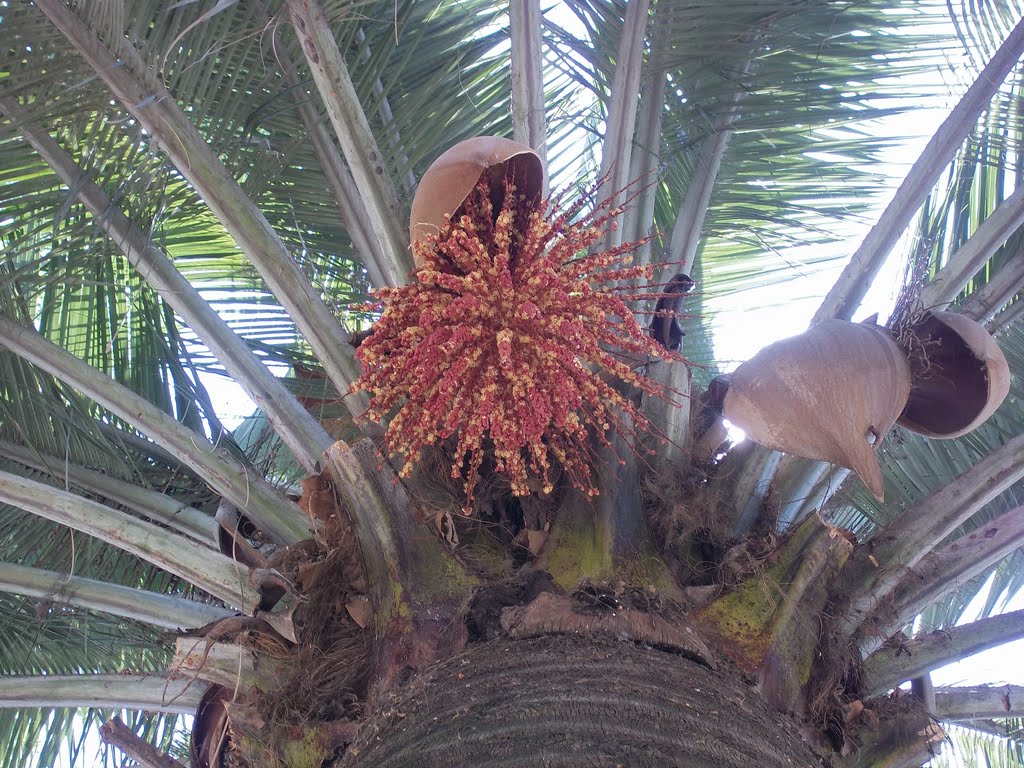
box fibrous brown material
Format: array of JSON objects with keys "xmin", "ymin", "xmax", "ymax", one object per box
[{"xmin": 896, "ymin": 310, "xmax": 1010, "ymax": 438}]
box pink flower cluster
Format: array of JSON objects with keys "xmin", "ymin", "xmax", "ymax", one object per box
[{"xmin": 355, "ymin": 175, "xmax": 680, "ymax": 510}]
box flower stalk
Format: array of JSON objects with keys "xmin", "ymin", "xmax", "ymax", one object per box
[{"xmin": 356, "ymin": 175, "xmax": 683, "ymax": 508}]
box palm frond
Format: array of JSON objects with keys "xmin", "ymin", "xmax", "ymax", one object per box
[{"xmin": 929, "ymin": 723, "xmax": 1024, "ymax": 768}]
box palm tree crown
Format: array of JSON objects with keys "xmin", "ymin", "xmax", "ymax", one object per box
[{"xmin": 1, "ymin": 1, "xmax": 1023, "ymax": 766}]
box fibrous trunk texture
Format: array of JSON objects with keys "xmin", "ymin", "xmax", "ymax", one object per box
[{"xmin": 340, "ymin": 634, "xmax": 819, "ymax": 768}]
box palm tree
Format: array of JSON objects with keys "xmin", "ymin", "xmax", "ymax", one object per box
[{"xmin": 1, "ymin": 0, "xmax": 1023, "ymax": 766}]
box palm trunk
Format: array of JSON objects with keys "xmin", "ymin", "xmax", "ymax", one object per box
[{"xmin": 340, "ymin": 634, "xmax": 819, "ymax": 768}]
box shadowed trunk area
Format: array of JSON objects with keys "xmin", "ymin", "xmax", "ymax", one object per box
[{"xmin": 340, "ymin": 634, "xmax": 821, "ymax": 767}]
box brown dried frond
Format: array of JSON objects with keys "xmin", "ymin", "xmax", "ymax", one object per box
[
  {"xmin": 887, "ymin": 246, "xmax": 945, "ymax": 385},
  {"xmin": 641, "ymin": 472, "xmax": 737, "ymax": 588},
  {"xmin": 251, "ymin": 473, "xmax": 371, "ymax": 728},
  {"xmin": 887, "ymin": 236, "xmax": 933, "ymax": 332},
  {"xmin": 890, "ymin": 302, "xmax": 946, "ymax": 386},
  {"xmin": 644, "ymin": 470, "xmax": 732, "ymax": 553},
  {"xmin": 717, "ymin": 531, "xmax": 780, "ymax": 587},
  {"xmin": 255, "ymin": 555, "xmax": 370, "ymax": 726},
  {"xmin": 805, "ymin": 639, "xmax": 863, "ymax": 751}
]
